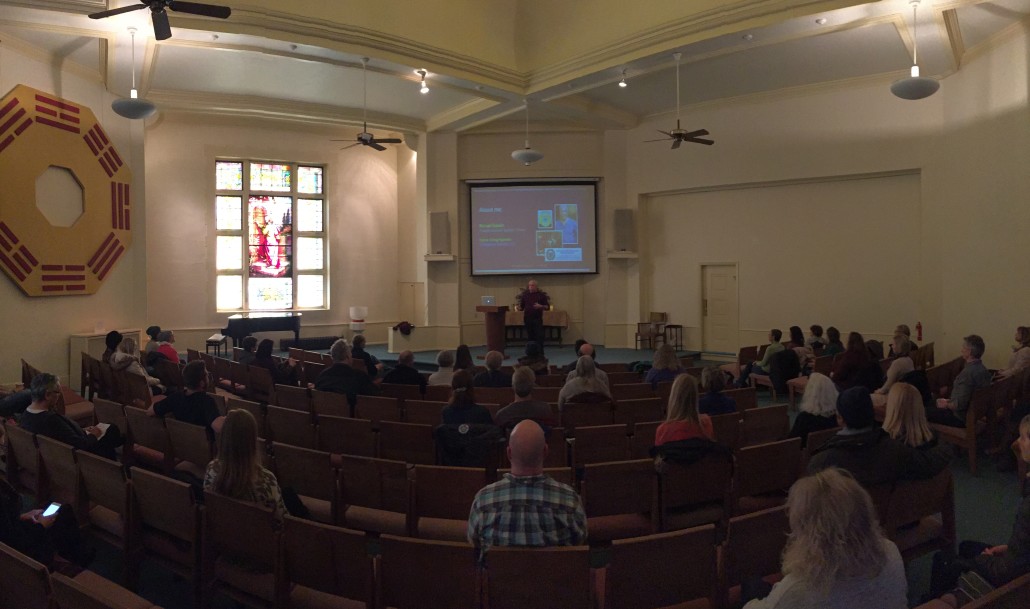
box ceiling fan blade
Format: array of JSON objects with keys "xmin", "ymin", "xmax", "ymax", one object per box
[
  {"xmin": 683, "ymin": 129, "xmax": 709, "ymax": 138},
  {"xmin": 339, "ymin": 142, "xmax": 361, "ymax": 150},
  {"xmin": 685, "ymin": 137, "xmax": 715, "ymax": 146},
  {"xmin": 88, "ymin": 4, "xmax": 147, "ymax": 19},
  {"xmin": 657, "ymin": 130, "xmax": 674, "ymax": 138},
  {"xmin": 152, "ymin": 9, "xmax": 172, "ymax": 40},
  {"xmin": 368, "ymin": 141, "xmax": 387, "ymax": 151},
  {"xmin": 643, "ymin": 138, "xmax": 672, "ymax": 143},
  {"xmin": 671, "ymin": 139, "xmax": 682, "ymax": 150},
  {"xmin": 374, "ymin": 138, "xmax": 402, "ymax": 144},
  {"xmin": 168, "ymin": 1, "xmax": 232, "ymax": 19}
]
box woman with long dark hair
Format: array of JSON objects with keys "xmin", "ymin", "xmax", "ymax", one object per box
[{"xmin": 441, "ymin": 370, "xmax": 493, "ymax": 425}]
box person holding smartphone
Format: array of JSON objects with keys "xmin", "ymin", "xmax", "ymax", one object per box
[{"xmin": 0, "ymin": 478, "xmax": 92, "ymax": 570}]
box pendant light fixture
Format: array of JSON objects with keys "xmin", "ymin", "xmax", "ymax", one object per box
[
  {"xmin": 890, "ymin": 0, "xmax": 939, "ymax": 100},
  {"xmin": 416, "ymin": 69, "xmax": 429, "ymax": 94},
  {"xmin": 511, "ymin": 98, "xmax": 543, "ymax": 166},
  {"xmin": 112, "ymin": 27, "xmax": 157, "ymax": 119}
]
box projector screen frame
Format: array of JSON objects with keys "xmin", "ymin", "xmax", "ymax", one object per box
[{"xmin": 467, "ymin": 178, "xmax": 600, "ymax": 277}]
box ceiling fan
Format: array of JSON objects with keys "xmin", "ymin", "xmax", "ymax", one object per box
[
  {"xmin": 332, "ymin": 58, "xmax": 403, "ymax": 152},
  {"xmin": 88, "ymin": 1, "xmax": 231, "ymax": 42},
  {"xmin": 645, "ymin": 52, "xmax": 714, "ymax": 149}
]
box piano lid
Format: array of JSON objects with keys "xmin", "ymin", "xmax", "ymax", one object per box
[{"xmin": 227, "ymin": 312, "xmax": 303, "ymax": 319}]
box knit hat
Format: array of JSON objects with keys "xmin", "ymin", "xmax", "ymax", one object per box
[{"xmin": 836, "ymin": 386, "xmax": 874, "ymax": 429}]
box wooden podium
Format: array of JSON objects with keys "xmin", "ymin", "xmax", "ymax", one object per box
[{"xmin": 476, "ymin": 305, "xmax": 509, "ymax": 356}]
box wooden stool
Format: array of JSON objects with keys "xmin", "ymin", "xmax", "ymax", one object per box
[{"xmin": 205, "ymin": 333, "xmax": 227, "ymax": 357}]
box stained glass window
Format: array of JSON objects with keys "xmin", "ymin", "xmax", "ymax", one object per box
[
  {"xmin": 248, "ymin": 277, "xmax": 293, "ymax": 310},
  {"xmin": 250, "ymin": 163, "xmax": 292, "ymax": 192},
  {"xmin": 296, "ymin": 237, "xmax": 323, "ymax": 270},
  {"xmin": 216, "ymin": 196, "xmax": 242, "ymax": 230},
  {"xmin": 216, "ymin": 236, "xmax": 243, "ymax": 270},
  {"xmin": 297, "ymin": 275, "xmax": 324, "ymax": 308},
  {"xmin": 216, "ymin": 275, "xmax": 243, "ymax": 310},
  {"xmin": 216, "ymin": 161, "xmax": 243, "ymax": 190},
  {"xmin": 297, "ymin": 166, "xmax": 323, "ymax": 194},
  {"xmin": 248, "ymin": 196, "xmax": 293, "ymax": 278},
  {"xmin": 296, "ymin": 199, "xmax": 323, "ymax": 232}
]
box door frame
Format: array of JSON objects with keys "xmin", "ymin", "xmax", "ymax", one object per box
[{"xmin": 700, "ymin": 262, "xmax": 740, "ymax": 356}]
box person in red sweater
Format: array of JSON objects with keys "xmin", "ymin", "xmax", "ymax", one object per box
[
  {"xmin": 655, "ymin": 374, "xmax": 714, "ymax": 446},
  {"xmin": 156, "ymin": 330, "xmax": 180, "ymax": 363}
]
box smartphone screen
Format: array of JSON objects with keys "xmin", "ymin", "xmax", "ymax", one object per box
[{"xmin": 42, "ymin": 502, "xmax": 60, "ymax": 518}]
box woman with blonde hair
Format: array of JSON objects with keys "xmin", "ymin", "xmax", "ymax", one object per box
[
  {"xmin": 882, "ymin": 382, "xmax": 936, "ymax": 449},
  {"xmin": 109, "ymin": 336, "xmax": 163, "ymax": 393},
  {"xmin": 997, "ymin": 326, "xmax": 1030, "ymax": 378},
  {"xmin": 744, "ymin": 467, "xmax": 907, "ymax": 608},
  {"xmin": 788, "ymin": 373, "xmax": 839, "ymax": 447},
  {"xmin": 655, "ymin": 374, "xmax": 714, "ymax": 446},
  {"xmin": 876, "ymin": 335, "xmax": 914, "ymax": 395},
  {"xmin": 203, "ymin": 409, "xmax": 286, "ymax": 524},
  {"xmin": 644, "ymin": 343, "xmax": 684, "ymax": 388}
]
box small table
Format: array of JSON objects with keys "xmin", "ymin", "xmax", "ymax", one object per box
[{"xmin": 206, "ymin": 334, "xmax": 228, "ymax": 357}]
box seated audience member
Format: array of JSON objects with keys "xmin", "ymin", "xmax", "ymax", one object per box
[
  {"xmin": 155, "ymin": 330, "xmax": 180, "ymax": 363},
  {"xmin": 928, "ymin": 335, "xmax": 992, "ymax": 428},
  {"xmin": 204, "ymin": 409, "xmax": 287, "ymax": 525},
  {"xmin": 831, "ymin": 331, "xmax": 881, "ymax": 391},
  {"xmin": 788, "ymin": 373, "xmax": 839, "ymax": 447},
  {"xmin": 143, "ymin": 325, "xmax": 162, "ymax": 353},
  {"xmin": 101, "ymin": 330, "xmax": 122, "ymax": 365},
  {"xmin": 882, "ymin": 382, "xmax": 937, "ymax": 450},
  {"xmin": 806, "ymin": 386, "xmax": 949, "ymax": 487},
  {"xmin": 474, "ymin": 351, "xmax": 513, "ymax": 388},
  {"xmin": 806, "ymin": 325, "xmax": 826, "ymax": 350},
  {"xmin": 19, "ymin": 373, "xmax": 123, "ymax": 461},
  {"xmin": 743, "ymin": 468, "xmax": 908, "ymax": 609},
  {"xmin": 0, "ymin": 386, "xmax": 33, "ymax": 418},
  {"xmin": 887, "ymin": 324, "xmax": 918, "ymax": 357},
  {"xmin": 453, "ymin": 344, "xmax": 475, "ymax": 373},
  {"xmin": 786, "ymin": 326, "xmax": 806, "ymax": 350},
  {"xmin": 110, "ymin": 336, "xmax": 163, "ymax": 393},
  {"xmin": 382, "ymin": 350, "xmax": 428, "ymax": 392},
  {"xmin": 655, "ymin": 374, "xmax": 714, "ymax": 446},
  {"xmin": 564, "ymin": 344, "xmax": 609, "ymax": 388},
  {"xmin": 350, "ymin": 334, "xmax": 381, "ymax": 379},
  {"xmin": 517, "ymin": 342, "xmax": 549, "ymax": 376},
  {"xmin": 467, "ymin": 420, "xmax": 586, "ymax": 558},
  {"xmin": 495, "ymin": 367, "xmax": 555, "ymax": 431},
  {"xmin": 997, "ymin": 326, "xmax": 1030, "ymax": 379},
  {"xmin": 645, "ymin": 344, "xmax": 684, "ymax": 388},
  {"xmin": 876, "ymin": 335, "xmax": 915, "ymax": 396},
  {"xmin": 927, "ymin": 414, "xmax": 1030, "ymax": 599},
  {"xmin": 237, "ymin": 336, "xmax": 258, "ymax": 366},
  {"xmin": 252, "ymin": 338, "xmax": 299, "ymax": 385},
  {"xmin": 822, "ymin": 326, "xmax": 845, "ymax": 358},
  {"xmin": 559, "ymin": 339, "xmax": 590, "ymax": 375},
  {"xmin": 558, "ymin": 356, "xmax": 611, "ymax": 409},
  {"xmin": 148, "ymin": 360, "xmax": 225, "ymax": 439},
  {"xmin": 441, "ymin": 371, "xmax": 494, "ymax": 426},
  {"xmin": 698, "ymin": 366, "xmax": 737, "ymax": 416},
  {"xmin": 428, "ymin": 350, "xmax": 456, "ymax": 386},
  {"xmin": 736, "ymin": 329, "xmax": 784, "ymax": 387},
  {"xmin": 0, "ymin": 477, "xmax": 91, "ymax": 570},
  {"xmin": 314, "ymin": 339, "xmax": 379, "ymax": 408}
]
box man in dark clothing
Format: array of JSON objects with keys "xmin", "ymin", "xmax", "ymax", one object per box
[
  {"xmin": 382, "ymin": 350, "xmax": 427, "ymax": 393},
  {"xmin": 807, "ymin": 386, "xmax": 950, "ymax": 487},
  {"xmin": 314, "ymin": 339, "xmax": 379, "ymax": 410},
  {"xmin": 928, "ymin": 334, "xmax": 993, "ymax": 428},
  {"xmin": 474, "ymin": 351, "xmax": 512, "ymax": 388},
  {"xmin": 517, "ymin": 279, "xmax": 550, "ymax": 354},
  {"xmin": 351, "ymin": 334, "xmax": 381, "ymax": 379},
  {"xmin": 495, "ymin": 367, "xmax": 554, "ymax": 431},
  {"xmin": 18, "ymin": 373, "xmax": 123, "ymax": 461},
  {"xmin": 148, "ymin": 360, "xmax": 224, "ymax": 439}
]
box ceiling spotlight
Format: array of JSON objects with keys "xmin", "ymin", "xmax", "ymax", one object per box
[
  {"xmin": 618, "ymin": 69, "xmax": 628, "ymax": 88},
  {"xmin": 742, "ymin": 33, "xmax": 754, "ymax": 41},
  {"xmin": 815, "ymin": 17, "xmax": 827, "ymax": 25},
  {"xmin": 416, "ymin": 69, "xmax": 429, "ymax": 94},
  {"xmin": 890, "ymin": 0, "xmax": 939, "ymax": 100},
  {"xmin": 111, "ymin": 28, "xmax": 156, "ymax": 120}
]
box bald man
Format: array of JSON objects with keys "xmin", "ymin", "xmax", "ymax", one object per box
[
  {"xmin": 382, "ymin": 349, "xmax": 428, "ymax": 393},
  {"xmin": 467, "ymin": 420, "xmax": 586, "ymax": 558}
]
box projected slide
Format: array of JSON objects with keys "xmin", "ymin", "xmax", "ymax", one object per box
[{"xmin": 470, "ymin": 182, "xmax": 598, "ymax": 276}]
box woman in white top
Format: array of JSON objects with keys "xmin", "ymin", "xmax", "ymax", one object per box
[
  {"xmin": 109, "ymin": 336, "xmax": 162, "ymax": 391},
  {"xmin": 744, "ymin": 467, "xmax": 908, "ymax": 609},
  {"xmin": 876, "ymin": 335, "xmax": 914, "ymax": 395},
  {"xmin": 998, "ymin": 326, "xmax": 1030, "ymax": 378},
  {"xmin": 427, "ymin": 350, "xmax": 456, "ymax": 386}
]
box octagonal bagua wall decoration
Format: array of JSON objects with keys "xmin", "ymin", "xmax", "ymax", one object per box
[{"xmin": 0, "ymin": 84, "xmax": 133, "ymax": 296}]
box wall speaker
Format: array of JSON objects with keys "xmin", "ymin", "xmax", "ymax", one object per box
[
  {"xmin": 429, "ymin": 211, "xmax": 451, "ymax": 254},
  {"xmin": 612, "ymin": 208, "xmax": 637, "ymax": 252}
]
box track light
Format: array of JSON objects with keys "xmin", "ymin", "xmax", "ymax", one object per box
[
  {"xmin": 619, "ymin": 69, "xmax": 628, "ymax": 88},
  {"xmin": 416, "ymin": 69, "xmax": 429, "ymax": 94}
]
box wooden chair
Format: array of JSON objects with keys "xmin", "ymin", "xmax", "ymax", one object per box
[
  {"xmin": 560, "ymin": 401, "xmax": 614, "ymax": 429},
  {"xmin": 36, "ymin": 435, "xmax": 84, "ymax": 516},
  {"xmin": 569, "ymin": 424, "xmax": 632, "ymax": 466},
  {"xmin": 486, "ymin": 545, "xmax": 593, "ymax": 609},
  {"xmin": 403, "ymin": 399, "xmax": 447, "ymax": 425},
  {"xmin": 607, "ymin": 524, "xmax": 719, "ymax": 609},
  {"xmin": 273, "ymin": 383, "xmax": 310, "ymax": 413},
  {"xmin": 884, "ymin": 467, "xmax": 956, "ymax": 562},
  {"xmin": 612, "ymin": 397, "xmax": 665, "ymax": 425},
  {"xmin": 118, "ymin": 371, "xmax": 157, "ymax": 410},
  {"xmin": 537, "ymin": 374, "xmax": 566, "ymax": 387},
  {"xmin": 733, "ymin": 437, "xmax": 802, "ymax": 516},
  {"xmin": 722, "ymin": 387, "xmax": 758, "ymax": 411},
  {"xmin": 354, "ymin": 395, "xmax": 402, "ymax": 425},
  {"xmin": 281, "ymin": 516, "xmax": 374, "ymax": 609},
  {"xmin": 76, "ymin": 450, "xmax": 136, "ymax": 586},
  {"xmin": 378, "ymin": 535, "xmax": 479, "ymax": 609},
  {"xmin": 409, "ymin": 464, "xmax": 490, "ymax": 541},
  {"xmin": 153, "ymin": 358, "xmax": 184, "ymax": 392},
  {"xmin": 475, "ymin": 386, "xmax": 515, "ymax": 407},
  {"xmin": 579, "ymin": 459, "xmax": 657, "ymax": 542},
  {"xmin": 611, "ymin": 383, "xmax": 655, "ymax": 402},
  {"xmin": 721, "ymin": 346, "xmax": 758, "ymax": 383},
  {"xmin": 709, "ymin": 412, "xmax": 743, "ymax": 449},
  {"xmin": 124, "ymin": 405, "xmax": 174, "ymax": 473},
  {"xmin": 378, "ymin": 421, "xmax": 436, "ymax": 464},
  {"xmin": 301, "ymin": 361, "xmax": 327, "ymax": 387},
  {"xmin": 424, "ymin": 384, "xmax": 452, "ymax": 402},
  {"xmin": 265, "ymin": 405, "xmax": 317, "ymax": 449},
  {"xmin": 4, "ymin": 421, "xmax": 43, "ymax": 500},
  {"xmin": 750, "ymin": 372, "xmax": 778, "ymax": 401},
  {"xmin": 271, "ymin": 442, "xmax": 338, "ymax": 524},
  {"xmin": 0, "ymin": 540, "xmax": 54, "ymax": 609},
  {"xmin": 93, "ymin": 398, "xmax": 127, "ymax": 435},
  {"xmin": 51, "ymin": 570, "xmax": 161, "ymax": 609},
  {"xmin": 931, "ymin": 381, "xmax": 1001, "ymax": 474},
  {"xmin": 740, "ymin": 404, "xmax": 789, "ymax": 447},
  {"xmin": 311, "ymin": 388, "xmax": 351, "ymax": 418},
  {"xmin": 129, "ymin": 466, "xmax": 203, "ymax": 606},
  {"xmin": 926, "ymin": 356, "xmax": 965, "ymax": 397},
  {"xmin": 719, "ymin": 506, "xmax": 790, "ymax": 608},
  {"xmin": 202, "ymin": 491, "xmax": 284, "ymax": 609},
  {"xmin": 316, "ymin": 415, "xmax": 377, "ymax": 458},
  {"xmin": 247, "ymin": 365, "xmax": 276, "ymax": 404},
  {"xmin": 165, "ymin": 417, "xmax": 213, "ymax": 480},
  {"xmin": 379, "ymin": 383, "xmax": 423, "ymax": 400},
  {"xmin": 337, "ymin": 454, "xmax": 411, "ymax": 535},
  {"xmin": 501, "ymin": 427, "xmax": 570, "ymax": 468},
  {"xmin": 658, "ymin": 452, "xmax": 734, "ymax": 535},
  {"xmin": 635, "ymin": 322, "xmax": 665, "ymax": 350},
  {"xmin": 628, "ymin": 421, "xmax": 660, "ymax": 459},
  {"xmin": 225, "ymin": 397, "xmax": 265, "ymax": 436},
  {"xmin": 802, "ymin": 426, "xmax": 841, "ymax": 464},
  {"xmin": 608, "ymin": 371, "xmax": 645, "ymax": 385}
]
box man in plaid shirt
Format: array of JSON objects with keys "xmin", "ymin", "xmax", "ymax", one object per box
[{"xmin": 467, "ymin": 420, "xmax": 586, "ymax": 556}]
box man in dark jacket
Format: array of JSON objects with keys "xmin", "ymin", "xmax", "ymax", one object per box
[
  {"xmin": 928, "ymin": 334, "xmax": 993, "ymax": 427},
  {"xmin": 807, "ymin": 386, "xmax": 950, "ymax": 487},
  {"xmin": 382, "ymin": 350, "xmax": 427, "ymax": 393},
  {"xmin": 314, "ymin": 339, "xmax": 379, "ymax": 411},
  {"xmin": 474, "ymin": 351, "xmax": 512, "ymax": 388}
]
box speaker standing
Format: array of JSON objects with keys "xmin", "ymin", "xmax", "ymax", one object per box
[{"xmin": 518, "ymin": 279, "xmax": 550, "ymax": 354}]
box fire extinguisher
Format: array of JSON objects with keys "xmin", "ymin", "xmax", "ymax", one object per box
[{"xmin": 916, "ymin": 321, "xmax": 923, "ymax": 342}]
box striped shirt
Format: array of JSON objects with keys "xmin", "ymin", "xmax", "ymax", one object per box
[{"xmin": 467, "ymin": 473, "xmax": 586, "ymax": 556}]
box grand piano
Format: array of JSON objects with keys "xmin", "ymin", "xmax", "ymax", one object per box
[{"xmin": 222, "ymin": 312, "xmax": 302, "ymax": 347}]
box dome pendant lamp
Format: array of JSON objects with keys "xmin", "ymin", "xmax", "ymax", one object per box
[
  {"xmin": 890, "ymin": 0, "xmax": 939, "ymax": 100},
  {"xmin": 511, "ymin": 98, "xmax": 543, "ymax": 166},
  {"xmin": 111, "ymin": 28, "xmax": 157, "ymax": 119}
]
